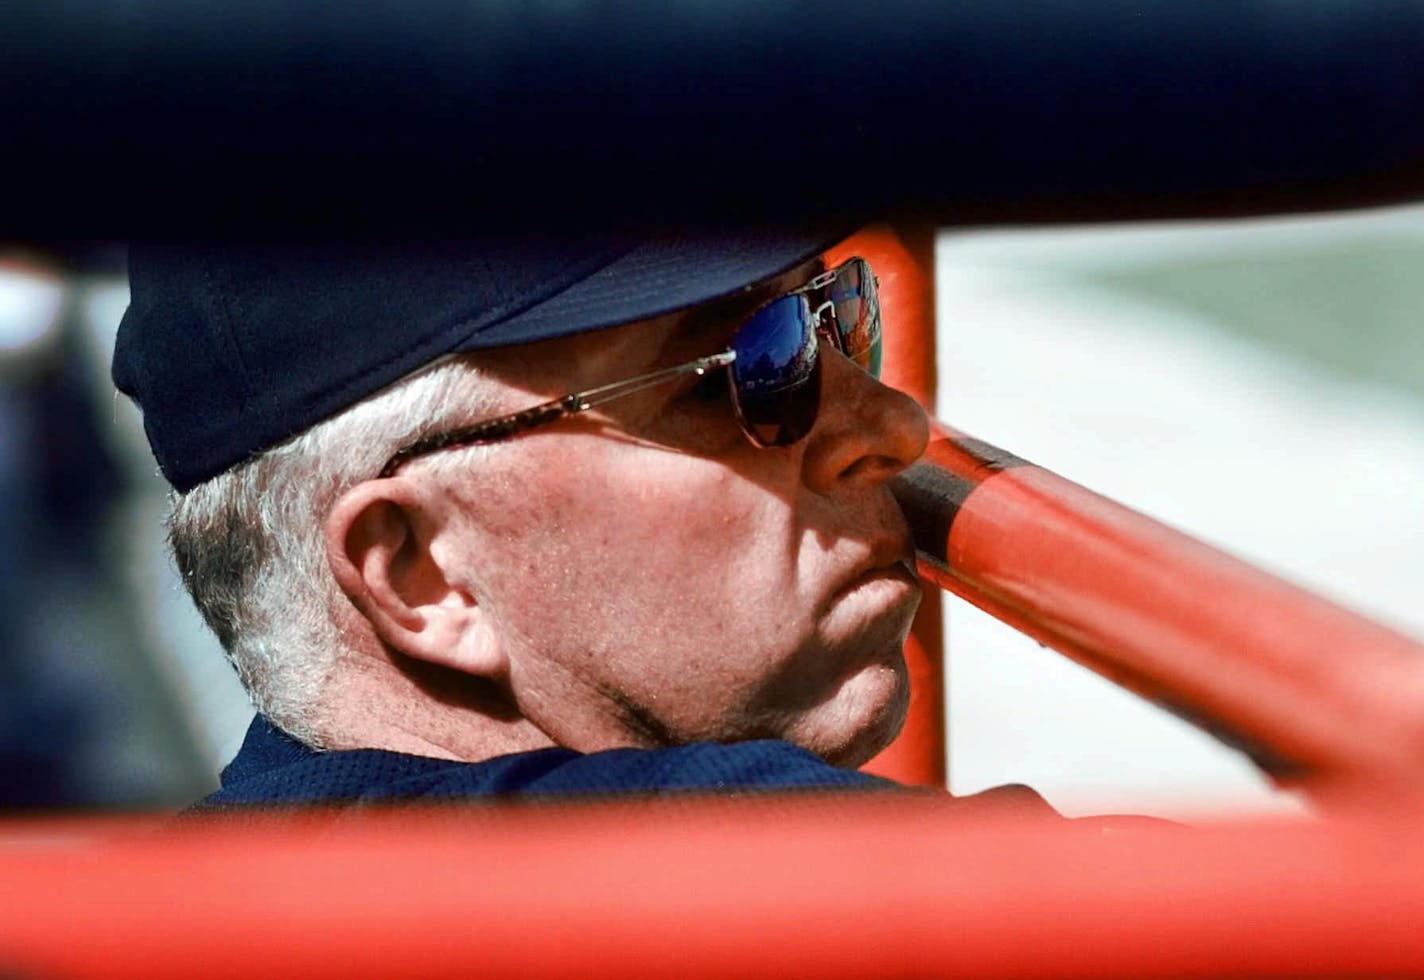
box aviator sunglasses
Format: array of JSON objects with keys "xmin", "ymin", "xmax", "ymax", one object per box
[{"xmin": 379, "ymin": 256, "xmax": 882, "ymax": 477}]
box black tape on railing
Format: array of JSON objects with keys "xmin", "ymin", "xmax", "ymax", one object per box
[
  {"xmin": 890, "ymin": 464, "xmax": 978, "ymax": 567},
  {"xmin": 4, "ymin": 1, "xmax": 1424, "ymax": 238},
  {"xmin": 891, "ymin": 437, "xmax": 1031, "ymax": 564}
]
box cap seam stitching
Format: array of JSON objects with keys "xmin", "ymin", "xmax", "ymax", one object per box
[{"xmin": 200, "ymin": 260, "xmax": 254, "ymax": 415}]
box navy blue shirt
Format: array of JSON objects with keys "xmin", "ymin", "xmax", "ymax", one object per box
[{"xmin": 196, "ymin": 716, "xmax": 894, "ymax": 808}]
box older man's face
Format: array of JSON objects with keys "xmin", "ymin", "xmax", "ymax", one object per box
[{"xmin": 429, "ymin": 265, "xmax": 930, "ymax": 767}]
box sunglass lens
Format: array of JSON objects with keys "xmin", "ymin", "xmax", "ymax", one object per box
[
  {"xmin": 830, "ymin": 259, "xmax": 882, "ymax": 378},
  {"xmin": 730, "ymin": 294, "xmax": 822, "ymax": 446}
]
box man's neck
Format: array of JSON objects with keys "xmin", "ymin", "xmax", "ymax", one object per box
[{"xmin": 313, "ymin": 657, "xmax": 559, "ymax": 762}]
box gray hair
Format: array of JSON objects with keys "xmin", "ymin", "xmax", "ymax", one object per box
[{"xmin": 167, "ymin": 354, "xmax": 498, "ymax": 747}]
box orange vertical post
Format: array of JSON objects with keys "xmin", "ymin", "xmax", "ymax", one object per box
[{"xmin": 828, "ymin": 224, "xmax": 945, "ymax": 786}]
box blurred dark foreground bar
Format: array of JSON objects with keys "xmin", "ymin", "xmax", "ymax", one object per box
[{"xmin": 4, "ymin": 0, "xmax": 1424, "ymax": 238}]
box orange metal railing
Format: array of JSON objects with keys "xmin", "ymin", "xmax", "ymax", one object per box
[
  {"xmin": 846, "ymin": 222, "xmax": 1424, "ymax": 805},
  {"xmin": 5, "ymin": 798, "xmax": 1424, "ymax": 979},
  {"xmin": 892, "ymin": 420, "xmax": 1424, "ymax": 805}
]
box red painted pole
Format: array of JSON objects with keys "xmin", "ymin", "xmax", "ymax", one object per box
[
  {"xmin": 828, "ymin": 225, "xmax": 945, "ymax": 787},
  {"xmin": 893, "ymin": 421, "xmax": 1424, "ymax": 803},
  {"xmin": 5, "ymin": 800, "xmax": 1424, "ymax": 979}
]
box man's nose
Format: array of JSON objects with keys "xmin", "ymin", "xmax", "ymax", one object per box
[{"xmin": 800, "ymin": 347, "xmax": 930, "ymax": 493}]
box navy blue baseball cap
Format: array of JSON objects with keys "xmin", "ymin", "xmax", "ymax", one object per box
[{"xmin": 113, "ymin": 230, "xmax": 840, "ymax": 491}]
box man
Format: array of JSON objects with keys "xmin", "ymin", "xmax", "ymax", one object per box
[{"xmin": 113, "ymin": 230, "xmax": 948, "ymax": 806}]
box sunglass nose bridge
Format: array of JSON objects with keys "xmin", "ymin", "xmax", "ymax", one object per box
[{"xmin": 811, "ymin": 299, "xmax": 840, "ymax": 350}]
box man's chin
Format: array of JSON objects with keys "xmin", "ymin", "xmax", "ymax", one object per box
[{"xmin": 805, "ymin": 660, "xmax": 911, "ymax": 770}]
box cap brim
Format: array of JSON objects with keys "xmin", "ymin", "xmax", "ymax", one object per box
[{"xmin": 452, "ymin": 229, "xmax": 842, "ymax": 350}]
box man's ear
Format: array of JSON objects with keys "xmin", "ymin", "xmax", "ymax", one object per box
[{"xmin": 325, "ymin": 479, "xmax": 506, "ymax": 679}]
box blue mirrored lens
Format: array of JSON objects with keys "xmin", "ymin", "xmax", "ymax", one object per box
[
  {"xmin": 830, "ymin": 259, "xmax": 881, "ymax": 378},
  {"xmin": 729, "ymin": 293, "xmax": 820, "ymax": 446}
]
